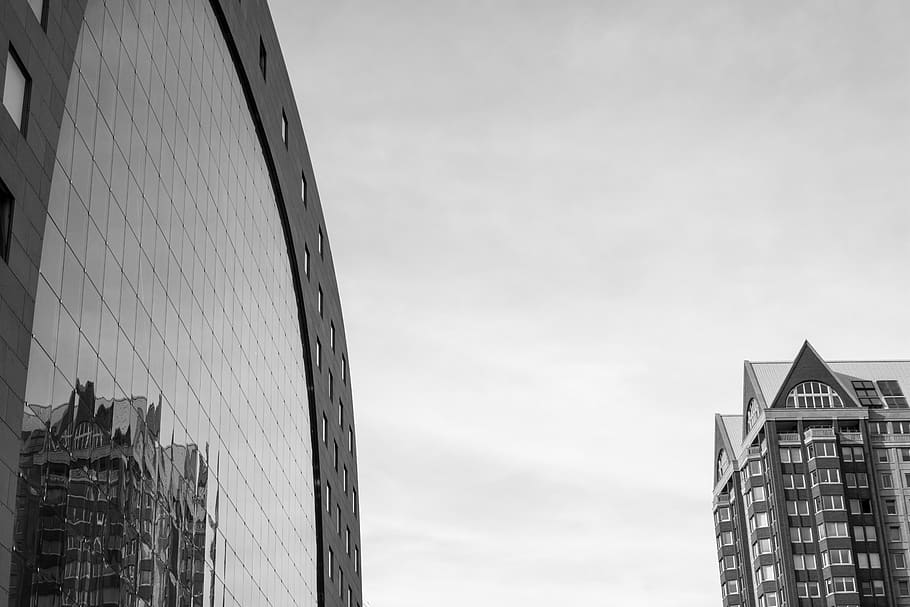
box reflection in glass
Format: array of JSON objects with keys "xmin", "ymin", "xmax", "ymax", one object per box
[
  {"xmin": 9, "ymin": 382, "xmax": 211, "ymax": 607},
  {"xmin": 10, "ymin": 0, "xmax": 318, "ymax": 605}
]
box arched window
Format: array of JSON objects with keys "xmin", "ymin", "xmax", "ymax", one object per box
[
  {"xmin": 717, "ymin": 449, "xmax": 730, "ymax": 479},
  {"xmin": 786, "ymin": 381, "xmax": 844, "ymax": 409},
  {"xmin": 746, "ymin": 398, "xmax": 760, "ymax": 430}
]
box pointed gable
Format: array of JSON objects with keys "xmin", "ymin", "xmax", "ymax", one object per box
[
  {"xmin": 767, "ymin": 341, "xmax": 858, "ymax": 409},
  {"xmin": 714, "ymin": 413, "xmax": 741, "ymax": 486}
]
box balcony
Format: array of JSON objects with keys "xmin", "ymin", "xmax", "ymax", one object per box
[
  {"xmin": 839, "ymin": 432, "xmax": 862, "ymax": 443},
  {"xmin": 778, "ymin": 433, "xmax": 801, "ymax": 444},
  {"xmin": 804, "ymin": 427, "xmax": 835, "ymax": 442}
]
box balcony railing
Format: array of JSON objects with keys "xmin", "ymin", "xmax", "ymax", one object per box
[
  {"xmin": 839, "ymin": 432, "xmax": 862, "ymax": 443},
  {"xmin": 804, "ymin": 427, "xmax": 835, "ymax": 441},
  {"xmin": 778, "ymin": 432, "xmax": 801, "ymax": 444}
]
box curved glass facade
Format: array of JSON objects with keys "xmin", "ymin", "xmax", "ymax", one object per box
[{"xmin": 8, "ymin": 1, "xmax": 318, "ymax": 606}]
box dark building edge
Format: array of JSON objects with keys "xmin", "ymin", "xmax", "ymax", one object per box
[{"xmin": 0, "ymin": 0, "xmax": 361, "ymax": 605}]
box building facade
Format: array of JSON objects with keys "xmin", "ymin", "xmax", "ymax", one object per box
[
  {"xmin": 713, "ymin": 342, "xmax": 910, "ymax": 607},
  {"xmin": 0, "ymin": 1, "xmax": 361, "ymax": 606}
]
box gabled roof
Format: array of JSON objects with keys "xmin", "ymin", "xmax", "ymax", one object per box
[
  {"xmin": 748, "ymin": 357, "xmax": 910, "ymax": 407},
  {"xmin": 721, "ymin": 414, "xmax": 743, "ymax": 449}
]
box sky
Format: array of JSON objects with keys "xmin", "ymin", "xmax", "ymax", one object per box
[{"xmin": 269, "ymin": 2, "xmax": 910, "ymax": 605}]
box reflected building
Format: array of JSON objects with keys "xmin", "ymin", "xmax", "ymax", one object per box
[
  {"xmin": 713, "ymin": 342, "xmax": 910, "ymax": 607},
  {"xmin": 0, "ymin": 1, "xmax": 361, "ymax": 606}
]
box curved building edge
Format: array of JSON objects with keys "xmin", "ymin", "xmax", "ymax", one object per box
[{"xmin": 0, "ymin": 1, "xmax": 361, "ymax": 606}]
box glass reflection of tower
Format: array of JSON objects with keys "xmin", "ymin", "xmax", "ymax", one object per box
[
  {"xmin": 9, "ymin": 381, "xmax": 211, "ymax": 607},
  {"xmin": 0, "ymin": 0, "xmax": 362, "ymax": 606}
]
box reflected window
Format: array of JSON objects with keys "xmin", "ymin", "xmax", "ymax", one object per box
[{"xmin": 3, "ymin": 47, "xmax": 30, "ymax": 133}]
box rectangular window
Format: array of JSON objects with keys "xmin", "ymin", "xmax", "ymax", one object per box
[
  {"xmin": 259, "ymin": 37, "xmax": 267, "ymax": 79},
  {"xmin": 353, "ymin": 486, "xmax": 358, "ymax": 517},
  {"xmin": 779, "ymin": 447, "xmax": 803, "ymax": 463},
  {"xmin": 896, "ymin": 552, "xmax": 908, "ymax": 569},
  {"xmin": 823, "ymin": 549, "xmax": 853, "ymax": 566},
  {"xmin": 878, "ymin": 380, "xmax": 909, "ymax": 408},
  {"xmin": 329, "ymin": 372, "xmax": 334, "ymax": 399},
  {"xmin": 304, "ymin": 245, "xmax": 310, "ymax": 277},
  {"xmin": 869, "ymin": 421, "xmax": 889, "ymax": 435},
  {"xmin": 853, "ymin": 380, "xmax": 883, "ymax": 406},
  {"xmin": 301, "ymin": 172, "xmax": 307, "ymax": 206},
  {"xmin": 887, "ymin": 499, "xmax": 899, "ymax": 515},
  {"xmin": 333, "ymin": 439, "xmax": 338, "ymax": 470},
  {"xmin": 328, "ymin": 548, "xmax": 334, "ymax": 577},
  {"xmin": 0, "ymin": 179, "xmax": 12, "ymax": 263},
  {"xmin": 896, "ymin": 422, "xmax": 910, "ymax": 434},
  {"xmin": 882, "ymin": 472, "xmax": 894, "ymax": 488},
  {"xmin": 854, "ymin": 525, "xmax": 877, "ymax": 542},
  {"xmin": 3, "ymin": 47, "xmax": 30, "ymax": 133},
  {"xmin": 282, "ymin": 109, "xmax": 288, "ymax": 146},
  {"xmin": 318, "ymin": 285, "xmax": 323, "ymax": 316},
  {"xmin": 890, "ymin": 525, "xmax": 903, "ymax": 542},
  {"xmin": 826, "ymin": 576, "xmax": 856, "ymax": 594},
  {"xmin": 815, "ymin": 495, "xmax": 844, "ymax": 511},
  {"xmin": 820, "ymin": 521, "xmax": 850, "ymax": 539},
  {"xmin": 342, "ymin": 354, "xmax": 347, "ymax": 383},
  {"xmin": 338, "ymin": 401, "xmax": 344, "ymax": 426},
  {"xmin": 318, "ymin": 227, "xmax": 324, "ymax": 256},
  {"xmin": 793, "ymin": 553, "xmax": 816, "ymax": 569},
  {"xmin": 355, "ymin": 545, "xmax": 360, "ymax": 573},
  {"xmin": 326, "ymin": 482, "xmax": 331, "ymax": 512},
  {"xmin": 331, "ymin": 322, "xmax": 336, "ymax": 350},
  {"xmin": 348, "ymin": 427, "xmax": 353, "ymax": 453},
  {"xmin": 789, "ymin": 526, "xmax": 812, "ymax": 543},
  {"xmin": 336, "ymin": 505, "xmax": 341, "ymax": 534},
  {"xmin": 786, "ymin": 500, "xmax": 810, "ymax": 516},
  {"xmin": 796, "ymin": 582, "xmax": 820, "ymax": 598},
  {"xmin": 343, "ymin": 465, "xmax": 348, "ymax": 493},
  {"xmin": 322, "ymin": 413, "xmax": 328, "ymax": 444},
  {"xmin": 900, "ymin": 580, "xmax": 910, "ymax": 597},
  {"xmin": 316, "ymin": 339, "xmax": 322, "ymax": 368},
  {"xmin": 345, "ymin": 527, "xmax": 351, "ymax": 554}
]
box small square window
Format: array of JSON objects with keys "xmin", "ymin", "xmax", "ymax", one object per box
[
  {"xmin": 0, "ymin": 179, "xmax": 13, "ymax": 263},
  {"xmin": 281, "ymin": 110, "xmax": 288, "ymax": 147},
  {"xmin": 259, "ymin": 37, "xmax": 267, "ymax": 79},
  {"xmin": 3, "ymin": 47, "xmax": 31, "ymax": 134}
]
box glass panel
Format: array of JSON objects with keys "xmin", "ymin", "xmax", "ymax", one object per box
[
  {"xmin": 12, "ymin": 1, "xmax": 318, "ymax": 606},
  {"xmin": 3, "ymin": 49, "xmax": 28, "ymax": 130}
]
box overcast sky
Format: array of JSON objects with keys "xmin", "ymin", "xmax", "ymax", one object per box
[{"xmin": 270, "ymin": 1, "xmax": 910, "ymax": 605}]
